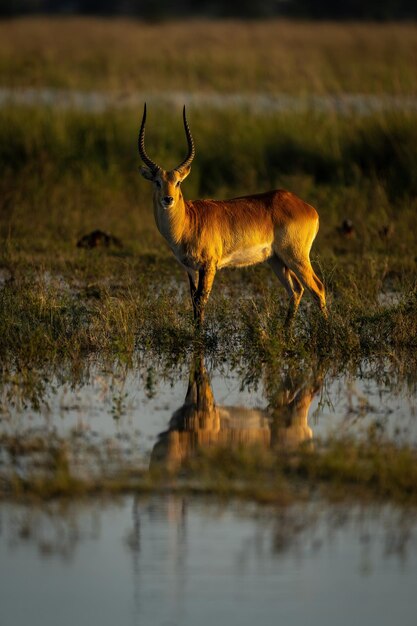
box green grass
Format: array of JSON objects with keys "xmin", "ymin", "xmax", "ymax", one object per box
[
  {"xmin": 1, "ymin": 18, "xmax": 417, "ymax": 95},
  {"xmin": 0, "ymin": 256, "xmax": 416, "ymax": 387}
]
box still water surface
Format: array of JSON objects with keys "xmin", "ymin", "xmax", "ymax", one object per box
[
  {"xmin": 0, "ymin": 354, "xmax": 416, "ymax": 480},
  {"xmin": 1, "ymin": 357, "xmax": 416, "ymax": 624},
  {"xmin": 1, "ymin": 495, "xmax": 416, "ymax": 626}
]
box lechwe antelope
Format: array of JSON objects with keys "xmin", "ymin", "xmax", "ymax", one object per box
[{"xmin": 138, "ymin": 105, "xmax": 327, "ymax": 326}]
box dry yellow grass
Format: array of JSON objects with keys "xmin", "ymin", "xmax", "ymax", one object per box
[{"xmin": 0, "ymin": 18, "xmax": 416, "ymax": 93}]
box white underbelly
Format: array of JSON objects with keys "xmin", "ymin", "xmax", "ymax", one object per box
[{"xmin": 218, "ymin": 243, "xmax": 273, "ymax": 269}]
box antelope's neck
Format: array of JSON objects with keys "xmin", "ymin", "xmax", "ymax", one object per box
[{"xmin": 154, "ymin": 193, "xmax": 188, "ymax": 246}]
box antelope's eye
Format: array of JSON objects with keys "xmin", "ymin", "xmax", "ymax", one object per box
[
  {"xmin": 155, "ymin": 180, "xmax": 162, "ymax": 188},
  {"xmin": 176, "ymin": 180, "xmax": 181, "ymax": 187}
]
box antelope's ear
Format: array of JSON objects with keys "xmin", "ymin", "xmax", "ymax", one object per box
[
  {"xmin": 177, "ymin": 165, "xmax": 191, "ymax": 181},
  {"xmin": 140, "ymin": 166, "xmax": 154, "ymax": 181}
]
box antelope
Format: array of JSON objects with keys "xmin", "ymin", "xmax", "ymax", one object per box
[{"xmin": 138, "ymin": 104, "xmax": 327, "ymax": 326}]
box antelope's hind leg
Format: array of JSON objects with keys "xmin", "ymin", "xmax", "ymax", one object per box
[
  {"xmin": 268, "ymin": 254, "xmax": 304, "ymax": 326},
  {"xmin": 285, "ymin": 258, "xmax": 327, "ymax": 319}
]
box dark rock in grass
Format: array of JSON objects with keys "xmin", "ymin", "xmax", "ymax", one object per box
[{"xmin": 77, "ymin": 230, "xmax": 123, "ymax": 249}]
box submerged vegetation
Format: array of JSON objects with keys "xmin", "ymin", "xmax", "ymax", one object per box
[
  {"xmin": 0, "ymin": 18, "xmax": 416, "ymax": 504},
  {"xmin": 1, "ymin": 429, "xmax": 417, "ymax": 505}
]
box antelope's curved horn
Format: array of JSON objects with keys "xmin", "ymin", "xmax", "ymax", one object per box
[
  {"xmin": 138, "ymin": 103, "xmax": 161, "ymax": 173},
  {"xmin": 175, "ymin": 106, "xmax": 195, "ymax": 172}
]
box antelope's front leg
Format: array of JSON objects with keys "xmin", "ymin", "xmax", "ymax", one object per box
[
  {"xmin": 187, "ymin": 270, "xmax": 199, "ymax": 320},
  {"xmin": 194, "ymin": 264, "xmax": 216, "ymax": 326}
]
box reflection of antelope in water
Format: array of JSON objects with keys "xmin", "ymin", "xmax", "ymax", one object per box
[
  {"xmin": 268, "ymin": 375, "xmax": 321, "ymax": 449},
  {"xmin": 150, "ymin": 354, "xmax": 321, "ymax": 471}
]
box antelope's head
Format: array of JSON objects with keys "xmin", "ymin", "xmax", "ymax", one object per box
[{"xmin": 138, "ymin": 104, "xmax": 195, "ymax": 210}]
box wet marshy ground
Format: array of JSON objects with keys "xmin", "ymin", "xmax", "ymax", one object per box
[{"xmin": 0, "ymin": 351, "xmax": 416, "ymax": 498}]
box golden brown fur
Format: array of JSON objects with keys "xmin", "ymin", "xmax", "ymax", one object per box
[
  {"xmin": 139, "ymin": 107, "xmax": 327, "ymax": 326},
  {"xmin": 185, "ymin": 190, "xmax": 318, "ymax": 260}
]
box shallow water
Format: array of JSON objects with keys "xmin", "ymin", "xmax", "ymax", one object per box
[
  {"xmin": 1, "ymin": 359, "xmax": 416, "ymax": 624},
  {"xmin": 2, "ymin": 87, "xmax": 417, "ymax": 114},
  {"xmin": 0, "ymin": 354, "xmax": 416, "ymax": 482},
  {"xmin": 0, "ymin": 495, "xmax": 416, "ymax": 626}
]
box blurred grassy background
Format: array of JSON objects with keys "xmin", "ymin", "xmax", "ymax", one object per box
[
  {"xmin": 0, "ymin": 18, "xmax": 417, "ymax": 94},
  {"xmin": 1, "ymin": 104, "xmax": 416, "ymax": 261}
]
